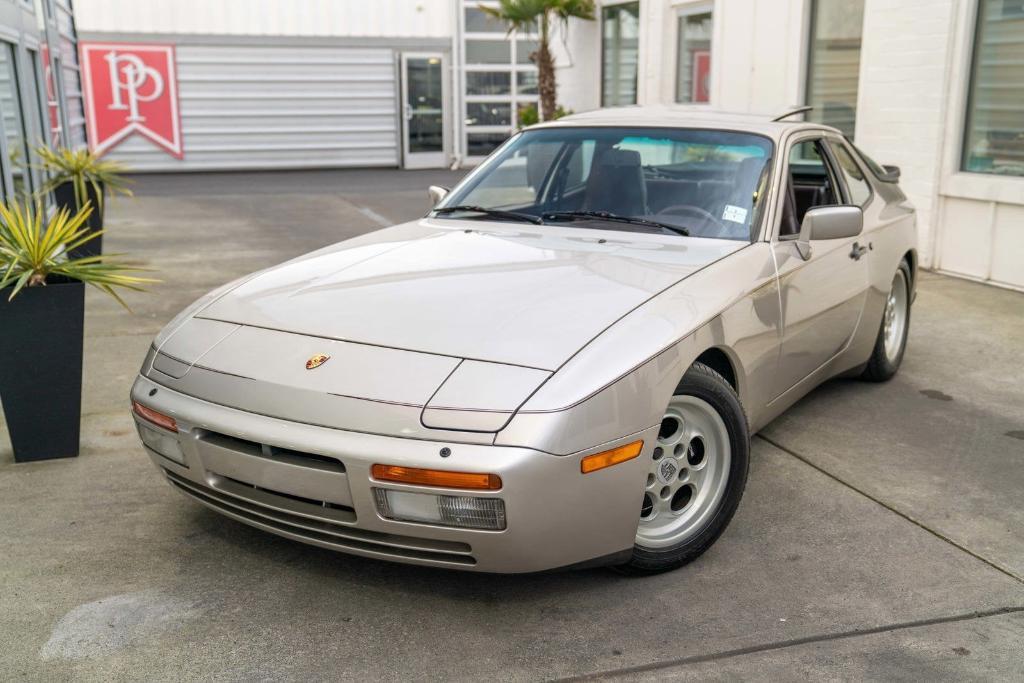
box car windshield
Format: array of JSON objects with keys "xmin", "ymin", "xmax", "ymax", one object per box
[{"xmin": 437, "ymin": 127, "xmax": 774, "ymax": 241}]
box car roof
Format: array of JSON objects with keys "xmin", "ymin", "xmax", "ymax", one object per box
[{"xmin": 531, "ymin": 104, "xmax": 841, "ymax": 140}]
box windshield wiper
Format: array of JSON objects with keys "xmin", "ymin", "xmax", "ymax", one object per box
[
  {"xmin": 434, "ymin": 205, "xmax": 543, "ymax": 225},
  {"xmin": 543, "ymin": 210, "xmax": 690, "ymax": 237}
]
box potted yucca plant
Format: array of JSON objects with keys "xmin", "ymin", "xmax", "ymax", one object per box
[
  {"xmin": 35, "ymin": 146, "xmax": 132, "ymax": 260},
  {"xmin": 0, "ymin": 199, "xmax": 153, "ymax": 462}
]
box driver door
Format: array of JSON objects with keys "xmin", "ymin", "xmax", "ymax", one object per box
[{"xmin": 770, "ymin": 136, "xmax": 870, "ymax": 399}]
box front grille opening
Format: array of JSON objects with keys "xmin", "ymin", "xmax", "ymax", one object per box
[
  {"xmin": 202, "ymin": 431, "xmax": 261, "ymax": 456},
  {"xmin": 216, "ymin": 473, "xmax": 349, "ymax": 513},
  {"xmin": 199, "ymin": 430, "xmax": 344, "ymax": 473},
  {"xmin": 267, "ymin": 445, "xmax": 342, "ymax": 469}
]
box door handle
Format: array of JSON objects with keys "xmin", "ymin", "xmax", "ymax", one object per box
[{"xmin": 849, "ymin": 242, "xmax": 869, "ymax": 261}]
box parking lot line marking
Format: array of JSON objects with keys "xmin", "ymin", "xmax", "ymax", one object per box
[
  {"xmin": 356, "ymin": 206, "xmax": 392, "ymax": 227},
  {"xmin": 758, "ymin": 434, "xmax": 1024, "ymax": 585}
]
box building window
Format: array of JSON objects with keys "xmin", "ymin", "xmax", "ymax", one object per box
[
  {"xmin": 460, "ymin": 1, "xmax": 538, "ymax": 159},
  {"xmin": 466, "ymin": 40, "xmax": 511, "ymax": 65},
  {"xmin": 675, "ymin": 5, "xmax": 713, "ymax": 103},
  {"xmin": 601, "ymin": 2, "xmax": 640, "ymax": 107},
  {"xmin": 805, "ymin": 0, "xmax": 865, "ymax": 138},
  {"xmin": 516, "ymin": 71, "xmax": 538, "ymax": 95},
  {"xmin": 26, "ymin": 49, "xmax": 48, "ymax": 149},
  {"xmin": 466, "ymin": 72, "xmax": 511, "ymax": 96},
  {"xmin": 962, "ymin": 0, "xmax": 1024, "ymax": 176},
  {"xmin": 516, "ymin": 39, "xmax": 539, "ymax": 65},
  {"xmin": 466, "ymin": 102, "xmax": 512, "ymax": 127},
  {"xmin": 0, "ymin": 43, "xmax": 31, "ymax": 197},
  {"xmin": 464, "ymin": 7, "xmax": 504, "ymax": 33},
  {"xmin": 467, "ymin": 132, "xmax": 510, "ymax": 157}
]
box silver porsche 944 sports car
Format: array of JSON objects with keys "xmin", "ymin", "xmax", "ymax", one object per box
[{"xmin": 131, "ymin": 107, "xmax": 916, "ymax": 574}]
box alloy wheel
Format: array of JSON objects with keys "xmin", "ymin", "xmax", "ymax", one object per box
[
  {"xmin": 883, "ymin": 268, "xmax": 909, "ymax": 363},
  {"xmin": 636, "ymin": 394, "xmax": 731, "ymax": 548}
]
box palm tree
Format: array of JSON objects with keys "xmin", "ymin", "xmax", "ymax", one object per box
[{"xmin": 481, "ymin": 0, "xmax": 596, "ymax": 122}]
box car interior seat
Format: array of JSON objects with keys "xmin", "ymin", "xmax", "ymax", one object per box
[{"xmin": 583, "ymin": 148, "xmax": 647, "ymax": 216}]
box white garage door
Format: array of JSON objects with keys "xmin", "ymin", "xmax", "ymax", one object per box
[{"xmin": 103, "ymin": 44, "xmax": 399, "ymax": 171}]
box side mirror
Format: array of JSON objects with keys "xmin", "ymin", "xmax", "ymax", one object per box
[
  {"xmin": 428, "ymin": 185, "xmax": 449, "ymax": 207},
  {"xmin": 796, "ymin": 206, "xmax": 863, "ymax": 260}
]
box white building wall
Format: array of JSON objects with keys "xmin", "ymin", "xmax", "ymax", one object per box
[
  {"xmin": 552, "ymin": 16, "xmax": 601, "ymax": 115},
  {"xmin": 558, "ymin": 0, "xmax": 1023, "ymax": 289},
  {"xmin": 854, "ymin": 0, "xmax": 960, "ymax": 270},
  {"xmin": 75, "ymin": 0, "xmax": 453, "ymax": 38},
  {"xmin": 700, "ymin": 0, "xmax": 807, "ymax": 112},
  {"xmin": 558, "ymin": 0, "xmax": 809, "ymax": 115}
]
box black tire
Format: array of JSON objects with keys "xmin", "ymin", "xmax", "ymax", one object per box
[
  {"xmin": 860, "ymin": 260, "xmax": 912, "ymax": 382},
  {"xmin": 615, "ymin": 362, "xmax": 750, "ymax": 575}
]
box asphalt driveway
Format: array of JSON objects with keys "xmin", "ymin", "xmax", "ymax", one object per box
[{"xmin": 2, "ymin": 169, "xmax": 1022, "ymax": 681}]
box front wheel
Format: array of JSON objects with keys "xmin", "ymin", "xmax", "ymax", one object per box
[
  {"xmin": 616, "ymin": 362, "xmax": 750, "ymax": 575},
  {"xmin": 860, "ymin": 261, "xmax": 912, "ymax": 382}
]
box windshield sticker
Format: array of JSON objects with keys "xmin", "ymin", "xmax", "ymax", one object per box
[{"xmin": 722, "ymin": 205, "xmax": 748, "ymax": 223}]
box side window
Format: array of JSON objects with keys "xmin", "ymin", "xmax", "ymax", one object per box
[
  {"xmin": 783, "ymin": 139, "xmax": 839, "ymax": 232},
  {"xmin": 829, "ymin": 141, "xmax": 872, "ymax": 206},
  {"xmin": 474, "ymin": 142, "xmax": 565, "ymax": 209},
  {"xmin": 540, "ymin": 140, "xmax": 595, "ymax": 210}
]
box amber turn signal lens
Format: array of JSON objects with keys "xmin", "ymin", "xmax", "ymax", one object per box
[
  {"xmin": 132, "ymin": 401, "xmax": 178, "ymax": 432},
  {"xmin": 371, "ymin": 464, "xmax": 502, "ymax": 490},
  {"xmin": 581, "ymin": 440, "xmax": 644, "ymax": 474}
]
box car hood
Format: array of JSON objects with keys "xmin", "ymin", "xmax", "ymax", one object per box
[{"xmin": 197, "ymin": 219, "xmax": 744, "ymax": 370}]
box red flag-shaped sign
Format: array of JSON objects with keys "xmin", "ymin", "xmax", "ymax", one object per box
[{"xmin": 80, "ymin": 42, "xmax": 183, "ymax": 158}]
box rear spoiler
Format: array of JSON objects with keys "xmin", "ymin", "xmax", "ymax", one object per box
[{"xmin": 878, "ymin": 165, "xmax": 901, "ymax": 183}]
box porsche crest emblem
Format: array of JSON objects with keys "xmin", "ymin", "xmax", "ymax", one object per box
[{"xmin": 305, "ymin": 354, "xmax": 330, "ymax": 370}]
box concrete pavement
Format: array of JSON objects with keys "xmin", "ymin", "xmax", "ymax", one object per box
[{"xmin": 1, "ymin": 170, "xmax": 1022, "ymax": 681}]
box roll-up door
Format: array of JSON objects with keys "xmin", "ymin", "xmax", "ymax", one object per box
[{"xmin": 102, "ymin": 44, "xmax": 398, "ymax": 171}]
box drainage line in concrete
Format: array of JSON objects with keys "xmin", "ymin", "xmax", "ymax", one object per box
[
  {"xmin": 556, "ymin": 605, "xmax": 1024, "ymax": 682},
  {"xmin": 758, "ymin": 434, "xmax": 1023, "ymax": 585}
]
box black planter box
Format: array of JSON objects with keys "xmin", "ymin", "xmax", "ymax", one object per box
[
  {"xmin": 53, "ymin": 180, "xmax": 104, "ymax": 260},
  {"xmin": 0, "ymin": 280, "xmax": 85, "ymax": 462}
]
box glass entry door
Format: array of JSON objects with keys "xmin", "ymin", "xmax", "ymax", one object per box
[{"xmin": 401, "ymin": 53, "xmax": 446, "ymax": 169}]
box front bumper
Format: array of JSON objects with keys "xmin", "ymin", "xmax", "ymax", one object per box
[{"xmin": 130, "ymin": 375, "xmax": 653, "ymax": 573}]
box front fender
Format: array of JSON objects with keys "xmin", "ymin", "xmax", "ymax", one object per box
[
  {"xmin": 496, "ymin": 243, "xmax": 780, "ymax": 454},
  {"xmin": 495, "ymin": 330, "xmax": 711, "ymax": 454}
]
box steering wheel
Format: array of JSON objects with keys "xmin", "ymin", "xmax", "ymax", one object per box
[{"xmin": 656, "ymin": 204, "xmax": 729, "ymax": 238}]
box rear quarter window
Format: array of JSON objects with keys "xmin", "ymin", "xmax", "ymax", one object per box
[{"xmin": 830, "ymin": 142, "xmax": 872, "ymax": 206}]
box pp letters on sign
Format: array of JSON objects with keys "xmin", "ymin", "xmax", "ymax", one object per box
[{"xmin": 80, "ymin": 42, "xmax": 183, "ymax": 158}]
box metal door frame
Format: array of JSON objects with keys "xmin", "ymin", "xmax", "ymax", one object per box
[{"xmin": 400, "ymin": 51, "xmax": 448, "ymax": 169}]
